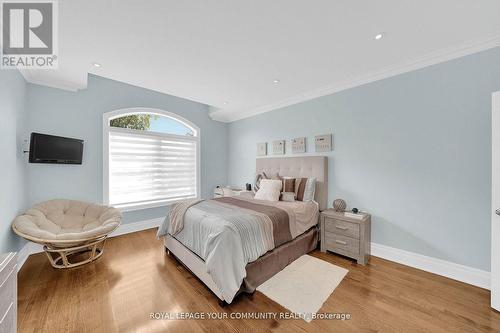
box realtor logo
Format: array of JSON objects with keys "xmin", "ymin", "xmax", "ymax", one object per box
[{"xmin": 1, "ymin": 0, "xmax": 58, "ymax": 68}]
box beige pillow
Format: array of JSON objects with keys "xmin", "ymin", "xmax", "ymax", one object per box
[
  {"xmin": 254, "ymin": 179, "xmax": 282, "ymax": 201},
  {"xmin": 281, "ymin": 192, "xmax": 296, "ymax": 202}
]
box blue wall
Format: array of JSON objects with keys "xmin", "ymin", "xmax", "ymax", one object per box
[
  {"xmin": 26, "ymin": 75, "xmax": 228, "ymax": 224},
  {"xmin": 4, "ymin": 47, "xmax": 500, "ymax": 270},
  {"xmin": 228, "ymin": 47, "xmax": 500, "ymax": 271},
  {"xmin": 0, "ymin": 70, "xmax": 28, "ymax": 253}
]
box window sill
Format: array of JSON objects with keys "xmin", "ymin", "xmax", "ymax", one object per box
[{"xmin": 113, "ymin": 197, "xmax": 199, "ymax": 212}]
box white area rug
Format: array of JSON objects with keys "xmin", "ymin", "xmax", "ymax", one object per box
[{"xmin": 256, "ymin": 255, "xmax": 348, "ymax": 322}]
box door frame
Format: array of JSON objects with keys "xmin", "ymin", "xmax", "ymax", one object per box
[{"xmin": 491, "ymin": 91, "xmax": 500, "ymax": 310}]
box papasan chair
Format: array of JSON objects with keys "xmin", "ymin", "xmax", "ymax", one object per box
[{"xmin": 12, "ymin": 199, "xmax": 122, "ymax": 269}]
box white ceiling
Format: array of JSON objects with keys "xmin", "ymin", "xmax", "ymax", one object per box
[{"xmin": 23, "ymin": 1, "xmax": 500, "ymax": 122}]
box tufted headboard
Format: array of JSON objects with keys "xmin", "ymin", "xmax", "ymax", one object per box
[{"xmin": 256, "ymin": 156, "xmax": 328, "ymax": 211}]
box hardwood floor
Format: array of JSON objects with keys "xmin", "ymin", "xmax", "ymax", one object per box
[{"xmin": 18, "ymin": 228, "xmax": 500, "ymax": 332}]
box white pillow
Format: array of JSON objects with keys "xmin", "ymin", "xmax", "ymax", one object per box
[
  {"xmin": 254, "ymin": 179, "xmax": 282, "ymax": 201},
  {"xmin": 303, "ymin": 177, "xmax": 316, "ymax": 201},
  {"xmin": 253, "ymin": 172, "xmax": 279, "ymax": 192}
]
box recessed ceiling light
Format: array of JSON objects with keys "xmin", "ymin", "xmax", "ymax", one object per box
[
  {"xmin": 374, "ymin": 33, "xmax": 384, "ymax": 40},
  {"xmin": 92, "ymin": 62, "xmax": 102, "ymax": 68},
  {"xmin": 273, "ymin": 79, "xmax": 280, "ymax": 84},
  {"xmin": 223, "ymin": 101, "xmax": 228, "ymax": 105}
]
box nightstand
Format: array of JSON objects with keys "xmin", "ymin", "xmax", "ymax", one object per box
[
  {"xmin": 213, "ymin": 186, "xmax": 253, "ymax": 198},
  {"xmin": 320, "ymin": 210, "xmax": 371, "ymax": 265}
]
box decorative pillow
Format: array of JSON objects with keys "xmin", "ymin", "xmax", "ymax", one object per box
[
  {"xmin": 294, "ymin": 177, "xmax": 316, "ymax": 201},
  {"xmin": 254, "ymin": 179, "xmax": 282, "ymax": 201},
  {"xmin": 281, "ymin": 192, "xmax": 296, "ymax": 202},
  {"xmin": 281, "ymin": 177, "xmax": 296, "ymax": 193},
  {"xmin": 254, "ymin": 171, "xmax": 279, "ymax": 192}
]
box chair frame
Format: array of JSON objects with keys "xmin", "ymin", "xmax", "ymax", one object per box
[
  {"xmin": 12, "ymin": 225, "xmax": 117, "ymax": 269},
  {"xmin": 43, "ymin": 236, "xmax": 108, "ymax": 269}
]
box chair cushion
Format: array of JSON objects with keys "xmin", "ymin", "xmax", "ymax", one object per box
[{"xmin": 12, "ymin": 199, "xmax": 122, "ymax": 242}]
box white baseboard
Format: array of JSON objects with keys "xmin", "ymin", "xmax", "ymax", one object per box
[
  {"xmin": 17, "ymin": 217, "xmax": 163, "ymax": 271},
  {"xmin": 371, "ymin": 242, "xmax": 490, "ymax": 290},
  {"xmin": 109, "ymin": 217, "xmax": 163, "ymax": 237},
  {"xmin": 17, "ymin": 242, "xmax": 43, "ymax": 270}
]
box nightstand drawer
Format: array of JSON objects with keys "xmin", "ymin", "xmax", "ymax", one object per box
[
  {"xmin": 324, "ymin": 218, "xmax": 359, "ymax": 239},
  {"xmin": 324, "ymin": 233, "xmax": 359, "ymax": 255},
  {"xmin": 0, "ymin": 255, "xmax": 16, "ymax": 288},
  {"xmin": 0, "ymin": 302, "xmax": 15, "ymax": 333}
]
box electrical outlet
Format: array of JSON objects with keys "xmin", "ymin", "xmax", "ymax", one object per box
[
  {"xmin": 273, "ymin": 140, "xmax": 285, "ymax": 155},
  {"xmin": 292, "ymin": 137, "xmax": 306, "ymax": 153},
  {"xmin": 315, "ymin": 134, "xmax": 332, "ymax": 152},
  {"xmin": 257, "ymin": 142, "xmax": 267, "ymax": 156}
]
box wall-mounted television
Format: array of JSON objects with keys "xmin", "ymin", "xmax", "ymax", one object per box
[{"xmin": 29, "ymin": 132, "xmax": 84, "ymax": 164}]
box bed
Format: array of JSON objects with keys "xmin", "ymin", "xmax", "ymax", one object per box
[{"xmin": 158, "ymin": 156, "xmax": 328, "ymax": 304}]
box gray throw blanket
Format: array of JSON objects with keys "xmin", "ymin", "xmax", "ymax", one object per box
[{"xmin": 156, "ymin": 198, "xmax": 202, "ymax": 238}]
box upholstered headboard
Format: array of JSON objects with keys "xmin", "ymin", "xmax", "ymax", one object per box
[{"xmin": 256, "ymin": 156, "xmax": 328, "ymax": 211}]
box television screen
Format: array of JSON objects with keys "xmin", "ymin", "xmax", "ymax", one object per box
[{"xmin": 29, "ymin": 132, "xmax": 84, "ymax": 164}]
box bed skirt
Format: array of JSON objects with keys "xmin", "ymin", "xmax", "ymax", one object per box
[{"xmin": 238, "ymin": 226, "xmax": 318, "ymax": 295}]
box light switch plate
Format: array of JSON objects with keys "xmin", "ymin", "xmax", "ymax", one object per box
[
  {"xmin": 257, "ymin": 142, "xmax": 267, "ymax": 156},
  {"xmin": 315, "ymin": 134, "xmax": 332, "ymax": 152},
  {"xmin": 292, "ymin": 137, "xmax": 306, "ymax": 153},
  {"xmin": 273, "ymin": 140, "xmax": 285, "ymax": 155}
]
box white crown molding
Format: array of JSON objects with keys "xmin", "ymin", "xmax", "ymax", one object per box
[
  {"xmin": 210, "ymin": 35, "xmax": 500, "ymax": 123},
  {"xmin": 16, "ymin": 217, "xmax": 163, "ymax": 271},
  {"xmin": 18, "ymin": 68, "xmax": 88, "ymax": 92},
  {"xmin": 18, "ymin": 68, "xmax": 35, "ymax": 83},
  {"xmin": 371, "ymin": 242, "xmax": 490, "ymax": 290}
]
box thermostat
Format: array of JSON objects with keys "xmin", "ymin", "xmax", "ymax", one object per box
[{"xmin": 315, "ymin": 134, "xmax": 332, "ymax": 152}]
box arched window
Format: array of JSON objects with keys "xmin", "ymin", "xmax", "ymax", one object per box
[{"xmin": 103, "ymin": 108, "xmax": 200, "ymax": 210}]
